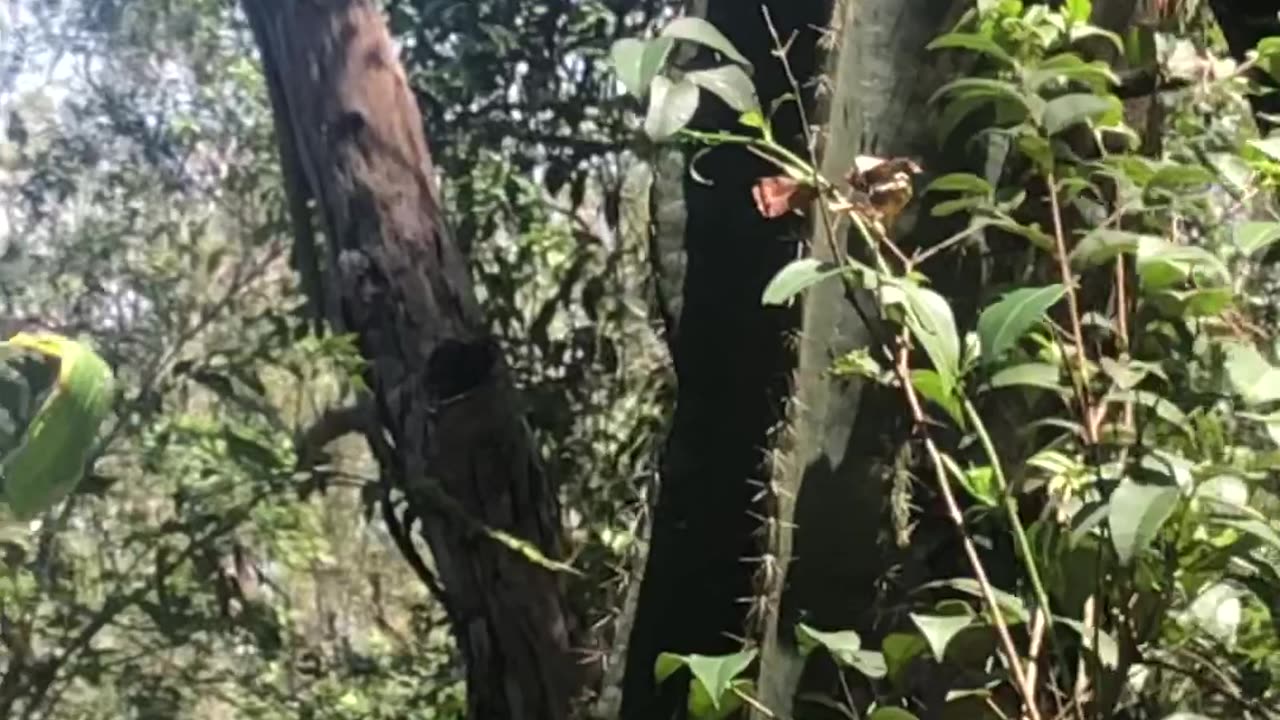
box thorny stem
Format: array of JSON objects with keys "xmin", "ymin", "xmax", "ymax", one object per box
[
  {"xmin": 750, "ymin": 15, "xmax": 1044, "ymax": 717},
  {"xmin": 1046, "ymin": 172, "xmax": 1096, "ymax": 444}
]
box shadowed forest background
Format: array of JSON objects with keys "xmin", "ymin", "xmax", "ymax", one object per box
[{"xmin": 2, "ymin": 1, "xmax": 1280, "ymax": 720}]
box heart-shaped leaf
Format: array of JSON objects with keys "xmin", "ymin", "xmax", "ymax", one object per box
[
  {"xmin": 910, "ymin": 611, "xmax": 974, "ymax": 660},
  {"xmin": 795, "ymin": 624, "xmax": 887, "ymax": 679},
  {"xmin": 655, "ymin": 649, "xmax": 756, "ymax": 712}
]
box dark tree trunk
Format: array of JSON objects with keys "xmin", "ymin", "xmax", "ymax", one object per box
[
  {"xmin": 240, "ymin": 3, "xmax": 578, "ymax": 718},
  {"xmin": 1208, "ymin": 0, "xmax": 1280, "ymax": 131},
  {"xmin": 620, "ymin": 1, "xmax": 827, "ymax": 717}
]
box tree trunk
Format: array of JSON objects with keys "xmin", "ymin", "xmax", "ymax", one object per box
[
  {"xmin": 240, "ymin": 3, "xmax": 578, "ymax": 718},
  {"xmin": 751, "ymin": 1, "xmax": 972, "ymax": 714},
  {"xmin": 619, "ymin": 1, "xmax": 827, "ymax": 717}
]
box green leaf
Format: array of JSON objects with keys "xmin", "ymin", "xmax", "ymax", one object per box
[
  {"xmin": 920, "ymin": 578, "xmax": 1029, "ymax": 622},
  {"xmin": 941, "ymin": 454, "xmax": 998, "ymax": 507},
  {"xmin": 910, "ymin": 611, "xmax": 974, "ymax": 660},
  {"xmin": 1146, "ymin": 163, "xmax": 1214, "ymax": 194},
  {"xmin": 977, "ymin": 284, "xmax": 1065, "ymax": 364},
  {"xmin": 1025, "ymin": 54, "xmax": 1118, "ymax": 94},
  {"xmin": 881, "ymin": 633, "xmax": 929, "ymax": 689},
  {"xmin": 644, "ymin": 76, "xmax": 699, "ymax": 140},
  {"xmin": 1108, "ymin": 478, "xmax": 1180, "ymax": 565},
  {"xmin": 1069, "ymin": 229, "xmax": 1148, "ymax": 269},
  {"xmin": 610, "ymin": 39, "xmax": 649, "ymax": 97},
  {"xmin": 761, "ymin": 258, "xmax": 841, "ymax": 306},
  {"xmin": 931, "ymin": 196, "xmax": 987, "ymax": 218},
  {"xmin": 898, "ymin": 283, "xmax": 962, "ymax": 388},
  {"xmin": 654, "ymin": 650, "xmax": 757, "ymax": 713},
  {"xmin": 925, "ymin": 172, "xmax": 994, "ymax": 197},
  {"xmin": 868, "ymin": 709, "xmax": 920, "ymax": 720},
  {"xmin": 795, "ymin": 624, "xmax": 887, "ymax": 679},
  {"xmin": 926, "ymin": 32, "xmax": 1016, "ymax": 66},
  {"xmin": 1064, "ymin": 0, "xmax": 1092, "ymax": 23},
  {"xmin": 1249, "ymin": 136, "xmax": 1280, "ymax": 162},
  {"xmin": 1210, "ymin": 516, "xmax": 1280, "ymax": 554},
  {"xmin": 1, "ymin": 333, "xmax": 115, "ymax": 519},
  {"xmin": 638, "ymin": 37, "xmax": 676, "ymax": 94},
  {"xmin": 661, "ymin": 17, "xmax": 752, "ymax": 69},
  {"xmin": 1224, "ymin": 342, "xmax": 1280, "ymax": 406},
  {"xmin": 929, "ymin": 78, "xmax": 1033, "ymax": 117},
  {"xmin": 1041, "ymin": 93, "xmax": 1115, "ymax": 135},
  {"xmin": 1068, "ymin": 25, "xmax": 1124, "ymax": 55},
  {"xmin": 911, "ymin": 370, "xmax": 965, "ymax": 427},
  {"xmin": 685, "ymin": 65, "xmax": 759, "ymax": 113},
  {"xmin": 1105, "ymin": 390, "xmax": 1190, "ymax": 434},
  {"xmin": 1055, "ymin": 617, "xmax": 1118, "ymax": 667},
  {"xmin": 1233, "ymin": 221, "xmax": 1280, "ymax": 256},
  {"xmin": 1135, "ymin": 240, "xmax": 1228, "ymax": 291},
  {"xmin": 988, "ymin": 362, "xmax": 1062, "ymax": 392}
]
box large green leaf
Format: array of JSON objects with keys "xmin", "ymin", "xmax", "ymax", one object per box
[
  {"xmin": 977, "ymin": 284, "xmax": 1065, "ymax": 365},
  {"xmin": 926, "ymin": 32, "xmax": 1016, "ymax": 66},
  {"xmin": 610, "ymin": 39, "xmax": 649, "ymax": 97},
  {"xmin": 1041, "ymin": 93, "xmax": 1115, "ymax": 135},
  {"xmin": 655, "ymin": 649, "xmax": 756, "ymax": 713},
  {"xmin": 644, "ymin": 76, "xmax": 699, "ymax": 140},
  {"xmin": 660, "ymin": 16, "xmax": 752, "ymax": 69},
  {"xmin": 762, "ymin": 258, "xmax": 841, "ymax": 306},
  {"xmin": 988, "ymin": 362, "xmax": 1063, "ymax": 392},
  {"xmin": 1069, "ymin": 229, "xmax": 1149, "ymax": 269},
  {"xmin": 1108, "ymin": 478, "xmax": 1180, "ymax": 565},
  {"xmin": 1, "ymin": 333, "xmax": 115, "ymax": 519},
  {"xmin": 1224, "ymin": 342, "xmax": 1280, "ymax": 406},
  {"xmin": 685, "ymin": 65, "xmax": 758, "ymax": 113},
  {"xmin": 896, "ymin": 283, "xmax": 962, "ymax": 389},
  {"xmin": 1233, "ymin": 221, "xmax": 1280, "ymax": 256}
]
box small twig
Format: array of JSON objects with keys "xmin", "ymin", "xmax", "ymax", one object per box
[
  {"xmin": 1114, "ymin": 257, "xmax": 1133, "ymax": 432},
  {"xmin": 1072, "ymin": 595, "xmax": 1095, "ymax": 720},
  {"xmin": 1046, "ymin": 172, "xmax": 1095, "ymax": 444}
]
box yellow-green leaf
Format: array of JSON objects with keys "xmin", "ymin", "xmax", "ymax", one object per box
[{"xmin": 1, "ymin": 333, "xmax": 115, "ymax": 519}]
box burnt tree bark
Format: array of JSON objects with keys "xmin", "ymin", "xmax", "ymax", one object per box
[
  {"xmin": 240, "ymin": 2, "xmax": 578, "ymax": 718},
  {"xmin": 620, "ymin": 1, "xmax": 826, "ymax": 717}
]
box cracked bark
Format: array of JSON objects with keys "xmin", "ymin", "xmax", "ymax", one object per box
[{"xmin": 240, "ymin": 2, "xmax": 578, "ymax": 718}]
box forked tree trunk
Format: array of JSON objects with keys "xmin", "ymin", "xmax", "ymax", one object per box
[{"xmin": 240, "ymin": 2, "xmax": 577, "ymax": 718}]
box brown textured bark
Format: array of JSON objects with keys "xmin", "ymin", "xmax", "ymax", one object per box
[{"xmin": 240, "ymin": 2, "xmax": 577, "ymax": 718}]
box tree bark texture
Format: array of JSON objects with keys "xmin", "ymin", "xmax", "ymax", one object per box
[
  {"xmin": 620, "ymin": 1, "xmax": 827, "ymax": 717},
  {"xmin": 240, "ymin": 3, "xmax": 577, "ymax": 718}
]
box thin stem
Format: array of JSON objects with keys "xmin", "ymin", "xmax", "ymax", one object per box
[
  {"xmin": 1046, "ymin": 172, "xmax": 1095, "ymax": 444},
  {"xmin": 899, "ymin": 354, "xmax": 1042, "ymax": 720},
  {"xmin": 964, "ymin": 398, "xmax": 1059, "ymax": 680}
]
